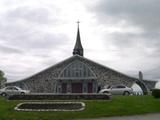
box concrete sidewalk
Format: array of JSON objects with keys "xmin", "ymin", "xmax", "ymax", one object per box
[{"xmin": 82, "ymin": 113, "xmax": 160, "ymax": 120}]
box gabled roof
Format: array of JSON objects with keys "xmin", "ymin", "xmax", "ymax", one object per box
[{"xmin": 7, "ymin": 54, "xmax": 157, "ymax": 84}]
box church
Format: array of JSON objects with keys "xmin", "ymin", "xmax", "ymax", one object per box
[{"xmin": 7, "ymin": 24, "xmax": 157, "ymax": 95}]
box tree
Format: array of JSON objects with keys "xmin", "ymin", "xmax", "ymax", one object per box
[{"xmin": 0, "ymin": 70, "xmax": 7, "ymax": 88}]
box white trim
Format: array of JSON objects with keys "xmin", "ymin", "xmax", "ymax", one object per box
[
  {"xmin": 7, "ymin": 55, "xmax": 157, "ymax": 85},
  {"xmin": 7, "ymin": 56, "xmax": 76, "ymax": 84},
  {"xmin": 15, "ymin": 102, "xmax": 85, "ymax": 112},
  {"xmin": 77, "ymin": 55, "xmax": 157, "ymax": 82}
]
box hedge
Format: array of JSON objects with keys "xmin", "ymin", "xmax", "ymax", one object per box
[{"xmin": 152, "ymin": 89, "xmax": 160, "ymax": 98}]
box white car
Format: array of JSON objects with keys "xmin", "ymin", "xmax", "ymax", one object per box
[
  {"xmin": 99, "ymin": 85, "xmax": 133, "ymax": 95},
  {"xmin": 0, "ymin": 86, "xmax": 30, "ymax": 97}
]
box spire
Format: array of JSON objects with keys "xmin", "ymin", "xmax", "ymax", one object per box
[{"xmin": 73, "ymin": 21, "xmax": 84, "ymax": 56}]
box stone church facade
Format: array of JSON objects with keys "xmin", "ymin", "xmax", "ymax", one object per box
[{"xmin": 7, "ymin": 24, "xmax": 157, "ymax": 95}]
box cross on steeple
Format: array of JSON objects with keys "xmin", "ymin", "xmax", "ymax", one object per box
[
  {"xmin": 77, "ymin": 21, "xmax": 80, "ymax": 27},
  {"xmin": 73, "ymin": 21, "xmax": 84, "ymax": 56}
]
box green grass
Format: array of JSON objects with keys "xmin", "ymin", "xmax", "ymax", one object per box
[{"xmin": 0, "ymin": 96, "xmax": 160, "ymax": 120}]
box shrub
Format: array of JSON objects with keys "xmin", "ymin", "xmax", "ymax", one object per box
[
  {"xmin": 152, "ymin": 89, "xmax": 160, "ymax": 98},
  {"xmin": 8, "ymin": 94, "xmax": 111, "ymax": 100}
]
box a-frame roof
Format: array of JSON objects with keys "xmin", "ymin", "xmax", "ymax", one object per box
[{"xmin": 7, "ymin": 55, "xmax": 157, "ymax": 84}]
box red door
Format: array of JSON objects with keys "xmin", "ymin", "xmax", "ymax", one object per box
[
  {"xmin": 88, "ymin": 82, "xmax": 93, "ymax": 93},
  {"xmin": 62, "ymin": 83, "xmax": 67, "ymax": 93},
  {"xmin": 71, "ymin": 83, "xmax": 82, "ymax": 93}
]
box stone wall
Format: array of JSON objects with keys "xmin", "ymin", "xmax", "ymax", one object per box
[{"xmin": 7, "ymin": 55, "xmax": 157, "ymax": 93}]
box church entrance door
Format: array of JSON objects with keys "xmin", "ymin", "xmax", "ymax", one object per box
[
  {"xmin": 71, "ymin": 83, "xmax": 82, "ymax": 93},
  {"xmin": 62, "ymin": 83, "xmax": 67, "ymax": 93},
  {"xmin": 88, "ymin": 82, "xmax": 93, "ymax": 93}
]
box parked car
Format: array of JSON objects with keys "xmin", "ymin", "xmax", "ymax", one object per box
[
  {"xmin": 0, "ymin": 86, "xmax": 30, "ymax": 97},
  {"xmin": 99, "ymin": 85, "xmax": 133, "ymax": 95}
]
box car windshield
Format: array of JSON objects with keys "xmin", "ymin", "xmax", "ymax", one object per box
[
  {"xmin": 6, "ymin": 87, "xmax": 19, "ymax": 90},
  {"xmin": 111, "ymin": 85, "xmax": 126, "ymax": 89},
  {"xmin": 117, "ymin": 85, "xmax": 126, "ymax": 88},
  {"xmin": 12, "ymin": 87, "xmax": 18, "ymax": 90}
]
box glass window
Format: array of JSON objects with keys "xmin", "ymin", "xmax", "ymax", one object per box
[
  {"xmin": 116, "ymin": 85, "xmax": 126, "ymax": 88},
  {"xmin": 59, "ymin": 60, "xmax": 95, "ymax": 78},
  {"xmin": 12, "ymin": 87, "xmax": 18, "ymax": 90},
  {"xmin": 6, "ymin": 87, "xmax": 12, "ymax": 90},
  {"xmin": 76, "ymin": 72, "xmax": 79, "ymax": 77},
  {"xmin": 111, "ymin": 86, "xmax": 117, "ymax": 89}
]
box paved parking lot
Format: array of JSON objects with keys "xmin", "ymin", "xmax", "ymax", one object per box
[{"xmin": 82, "ymin": 113, "xmax": 160, "ymax": 120}]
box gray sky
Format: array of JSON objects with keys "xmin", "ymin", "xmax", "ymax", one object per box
[{"xmin": 0, "ymin": 0, "xmax": 160, "ymax": 82}]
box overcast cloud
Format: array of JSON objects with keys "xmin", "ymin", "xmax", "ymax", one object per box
[
  {"xmin": 90, "ymin": 0, "xmax": 160, "ymax": 80},
  {"xmin": 0, "ymin": 0, "xmax": 160, "ymax": 83}
]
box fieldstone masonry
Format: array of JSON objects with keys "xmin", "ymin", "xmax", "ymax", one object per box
[{"xmin": 7, "ymin": 55, "xmax": 157, "ymax": 95}]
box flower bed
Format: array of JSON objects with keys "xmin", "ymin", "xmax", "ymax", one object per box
[{"xmin": 15, "ymin": 102, "xmax": 85, "ymax": 111}]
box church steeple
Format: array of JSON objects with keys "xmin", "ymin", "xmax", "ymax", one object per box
[{"xmin": 73, "ymin": 21, "xmax": 84, "ymax": 56}]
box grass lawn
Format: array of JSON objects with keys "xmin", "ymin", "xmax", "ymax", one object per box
[{"xmin": 0, "ymin": 95, "xmax": 160, "ymax": 120}]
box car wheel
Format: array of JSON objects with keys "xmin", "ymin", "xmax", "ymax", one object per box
[
  {"xmin": 123, "ymin": 91, "xmax": 130, "ymax": 96},
  {"xmin": 21, "ymin": 92, "xmax": 25, "ymax": 95},
  {"xmin": 1, "ymin": 93, "xmax": 7, "ymax": 97}
]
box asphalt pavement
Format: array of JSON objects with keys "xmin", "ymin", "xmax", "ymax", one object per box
[{"xmin": 81, "ymin": 113, "xmax": 160, "ymax": 120}]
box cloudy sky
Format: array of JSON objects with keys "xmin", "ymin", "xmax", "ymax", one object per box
[{"xmin": 0, "ymin": 0, "xmax": 160, "ymax": 82}]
